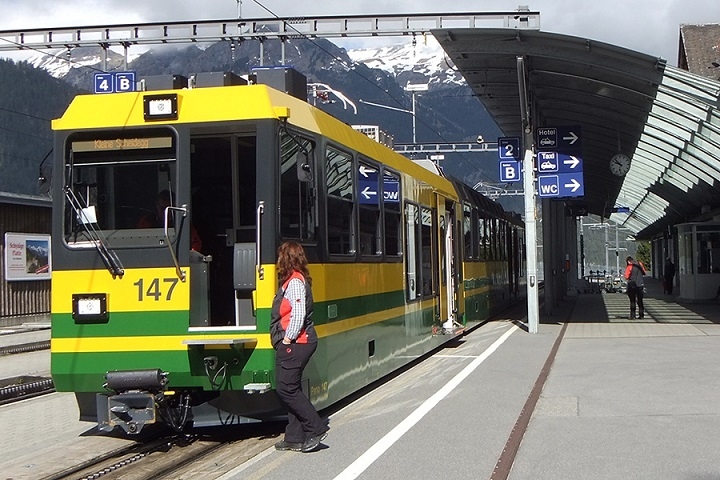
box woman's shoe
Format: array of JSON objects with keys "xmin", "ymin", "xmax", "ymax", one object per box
[{"xmin": 275, "ymin": 440, "xmax": 303, "ymax": 451}]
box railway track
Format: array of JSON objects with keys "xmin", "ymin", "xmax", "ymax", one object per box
[{"xmin": 41, "ymin": 425, "xmax": 281, "ymax": 480}]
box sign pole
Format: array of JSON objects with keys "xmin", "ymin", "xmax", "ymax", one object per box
[{"xmin": 522, "ymin": 129, "xmax": 539, "ymax": 333}]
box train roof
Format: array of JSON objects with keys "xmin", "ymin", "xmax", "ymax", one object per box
[{"xmin": 52, "ymin": 83, "xmax": 457, "ymax": 198}]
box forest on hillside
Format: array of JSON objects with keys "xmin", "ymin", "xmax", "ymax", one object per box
[{"xmin": 0, "ymin": 58, "xmax": 81, "ymax": 196}]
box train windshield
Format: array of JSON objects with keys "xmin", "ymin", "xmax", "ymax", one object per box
[{"xmin": 62, "ymin": 130, "xmax": 181, "ymax": 250}]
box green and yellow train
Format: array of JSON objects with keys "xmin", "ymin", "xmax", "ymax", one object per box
[{"xmin": 49, "ymin": 68, "xmax": 525, "ymax": 434}]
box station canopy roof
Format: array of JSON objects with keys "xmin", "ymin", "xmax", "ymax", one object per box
[{"xmin": 433, "ymin": 27, "xmax": 720, "ymax": 239}]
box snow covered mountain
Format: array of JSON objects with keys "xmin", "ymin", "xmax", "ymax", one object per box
[
  {"xmin": 346, "ymin": 37, "xmax": 465, "ymax": 87},
  {"xmin": 27, "ymin": 37, "xmax": 466, "ymax": 89}
]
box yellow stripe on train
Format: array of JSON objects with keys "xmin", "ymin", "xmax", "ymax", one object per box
[{"xmin": 51, "ymin": 268, "xmax": 191, "ymax": 314}]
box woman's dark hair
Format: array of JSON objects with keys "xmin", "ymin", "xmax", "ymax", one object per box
[
  {"xmin": 276, "ymin": 241, "xmax": 312, "ymax": 285},
  {"xmin": 626, "ymin": 256, "xmax": 634, "ymax": 263}
]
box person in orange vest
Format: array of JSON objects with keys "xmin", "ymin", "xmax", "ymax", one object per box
[
  {"xmin": 270, "ymin": 241, "xmax": 328, "ymax": 453},
  {"xmin": 624, "ymin": 256, "xmax": 646, "ymax": 319}
]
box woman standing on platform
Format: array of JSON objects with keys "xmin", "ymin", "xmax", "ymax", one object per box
[
  {"xmin": 625, "ymin": 256, "xmax": 646, "ymax": 319},
  {"xmin": 270, "ymin": 241, "xmax": 328, "ymax": 453}
]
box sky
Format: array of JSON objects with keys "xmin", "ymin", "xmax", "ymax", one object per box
[{"xmin": 0, "ymin": 0, "xmax": 719, "ymax": 66}]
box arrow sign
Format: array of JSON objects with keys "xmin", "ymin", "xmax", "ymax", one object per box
[
  {"xmin": 359, "ymin": 165, "xmax": 377, "ymax": 178},
  {"xmin": 361, "ymin": 185, "xmax": 377, "ymax": 199},
  {"xmin": 564, "ymin": 177, "xmax": 581, "ymax": 193},
  {"xmin": 563, "ymin": 155, "xmax": 580, "ymax": 169},
  {"xmin": 562, "ymin": 131, "xmax": 579, "ymax": 145},
  {"xmin": 557, "ymin": 153, "xmax": 583, "ymax": 173},
  {"xmin": 556, "ymin": 126, "xmax": 582, "ymax": 153}
]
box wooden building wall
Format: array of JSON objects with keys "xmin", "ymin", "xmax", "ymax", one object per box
[{"xmin": 0, "ymin": 195, "xmax": 51, "ymax": 318}]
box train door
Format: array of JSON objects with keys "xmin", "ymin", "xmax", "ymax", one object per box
[
  {"xmin": 190, "ymin": 133, "xmax": 257, "ymax": 327},
  {"xmin": 439, "ymin": 197, "xmax": 459, "ymax": 332}
]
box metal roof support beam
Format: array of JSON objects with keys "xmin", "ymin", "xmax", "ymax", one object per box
[{"xmin": 518, "ymin": 55, "xmax": 539, "ymax": 334}]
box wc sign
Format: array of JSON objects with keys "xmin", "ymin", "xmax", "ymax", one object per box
[{"xmin": 94, "ymin": 72, "xmax": 137, "ymax": 94}]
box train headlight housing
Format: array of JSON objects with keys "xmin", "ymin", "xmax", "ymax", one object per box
[
  {"xmin": 72, "ymin": 293, "xmax": 109, "ymax": 323},
  {"xmin": 143, "ymin": 93, "xmax": 178, "ymax": 121}
]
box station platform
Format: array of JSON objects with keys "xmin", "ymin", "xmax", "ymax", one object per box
[{"xmin": 220, "ymin": 277, "xmax": 720, "ymax": 480}]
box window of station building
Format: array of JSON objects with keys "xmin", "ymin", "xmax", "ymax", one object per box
[
  {"xmin": 326, "ymin": 146, "xmax": 355, "ymax": 255},
  {"xmin": 358, "ymin": 159, "xmax": 381, "ymax": 257},
  {"xmin": 279, "ymin": 130, "xmax": 316, "ymax": 241},
  {"xmin": 383, "ymin": 169, "xmax": 402, "ymax": 259}
]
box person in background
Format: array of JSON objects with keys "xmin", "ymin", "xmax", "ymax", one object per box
[
  {"xmin": 663, "ymin": 257, "xmax": 676, "ymax": 295},
  {"xmin": 270, "ymin": 241, "xmax": 329, "ymax": 453},
  {"xmin": 625, "ymin": 256, "xmax": 646, "ymax": 319},
  {"xmin": 137, "ymin": 190, "xmax": 202, "ymax": 252}
]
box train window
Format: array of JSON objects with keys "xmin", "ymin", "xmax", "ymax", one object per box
[
  {"xmin": 279, "ymin": 130, "xmax": 316, "ymax": 241},
  {"xmin": 404, "ymin": 202, "xmax": 420, "ymax": 301},
  {"xmin": 463, "ymin": 205, "xmax": 478, "ymax": 261},
  {"xmin": 325, "ymin": 146, "xmax": 355, "ymax": 255},
  {"xmin": 421, "ymin": 206, "xmax": 435, "ymax": 297},
  {"xmin": 62, "ymin": 129, "xmax": 180, "ymax": 249},
  {"xmin": 478, "ymin": 216, "xmax": 487, "ymax": 260},
  {"xmin": 358, "ymin": 159, "xmax": 381, "ymax": 257},
  {"xmin": 383, "ymin": 170, "xmax": 402, "ymax": 259}
]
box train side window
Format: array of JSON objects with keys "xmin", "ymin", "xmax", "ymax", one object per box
[
  {"xmin": 478, "ymin": 216, "xmax": 487, "ymax": 260},
  {"xmin": 325, "ymin": 146, "xmax": 355, "ymax": 255},
  {"xmin": 420, "ymin": 206, "xmax": 435, "ymax": 297},
  {"xmin": 463, "ymin": 204, "xmax": 477, "ymax": 261},
  {"xmin": 404, "ymin": 202, "xmax": 420, "ymax": 301},
  {"xmin": 279, "ymin": 130, "xmax": 316, "ymax": 241},
  {"xmin": 383, "ymin": 170, "xmax": 402, "ymax": 259},
  {"xmin": 358, "ymin": 159, "xmax": 381, "ymax": 257}
]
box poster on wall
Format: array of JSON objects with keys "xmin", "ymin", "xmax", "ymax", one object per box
[{"xmin": 4, "ymin": 232, "xmax": 52, "ymax": 281}]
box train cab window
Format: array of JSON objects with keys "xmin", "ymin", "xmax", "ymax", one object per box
[
  {"xmin": 325, "ymin": 146, "xmax": 355, "ymax": 255},
  {"xmin": 279, "ymin": 130, "xmax": 316, "ymax": 241},
  {"xmin": 358, "ymin": 159, "xmax": 381, "ymax": 257},
  {"xmin": 62, "ymin": 130, "xmax": 180, "ymax": 249},
  {"xmin": 383, "ymin": 170, "xmax": 402, "ymax": 258}
]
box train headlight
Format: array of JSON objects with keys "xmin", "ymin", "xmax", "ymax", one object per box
[{"xmin": 72, "ymin": 293, "xmax": 109, "ymax": 323}]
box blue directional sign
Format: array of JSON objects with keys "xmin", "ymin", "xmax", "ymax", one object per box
[
  {"xmin": 94, "ymin": 71, "xmax": 137, "ymax": 94},
  {"xmin": 499, "ymin": 160, "xmax": 521, "ymax": 182},
  {"xmin": 557, "ymin": 153, "xmax": 583, "ymax": 173},
  {"xmin": 536, "ymin": 126, "xmax": 584, "ymax": 198},
  {"xmin": 537, "ymin": 151, "xmax": 559, "ymax": 173},
  {"xmin": 359, "ymin": 180, "xmax": 379, "ymax": 204},
  {"xmin": 537, "ymin": 173, "xmax": 585, "ymax": 198},
  {"xmin": 383, "ymin": 180, "xmax": 400, "ymax": 203},
  {"xmin": 358, "ymin": 166, "xmax": 400, "ymax": 204},
  {"xmin": 537, "ymin": 126, "xmax": 582, "ymax": 152},
  {"xmin": 114, "ymin": 72, "xmax": 136, "ymax": 92},
  {"xmin": 94, "ymin": 73, "xmax": 114, "ymax": 94},
  {"xmin": 498, "ymin": 137, "xmax": 521, "ymax": 160},
  {"xmin": 536, "ymin": 128, "xmax": 558, "ymax": 150},
  {"xmin": 556, "ymin": 126, "xmax": 581, "ymax": 153}
]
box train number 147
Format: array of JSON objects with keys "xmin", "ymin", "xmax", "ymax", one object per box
[{"xmin": 133, "ymin": 278, "xmax": 179, "ymax": 301}]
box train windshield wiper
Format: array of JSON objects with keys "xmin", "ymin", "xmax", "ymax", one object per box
[{"xmin": 63, "ymin": 186, "xmax": 125, "ymax": 278}]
